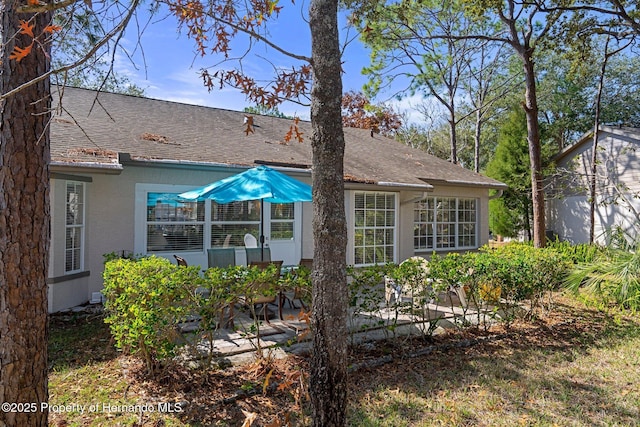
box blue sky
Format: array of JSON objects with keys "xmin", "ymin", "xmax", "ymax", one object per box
[{"xmin": 114, "ymin": 2, "xmax": 424, "ymax": 122}]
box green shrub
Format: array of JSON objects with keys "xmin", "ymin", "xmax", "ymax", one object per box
[
  {"xmin": 546, "ymin": 240, "xmax": 603, "ymax": 264},
  {"xmin": 279, "ymin": 264, "xmax": 312, "ymax": 309},
  {"xmin": 564, "ymin": 248, "xmax": 640, "ymax": 312},
  {"xmin": 347, "ymin": 264, "xmax": 391, "ymax": 341},
  {"xmin": 390, "ymin": 257, "xmax": 450, "ymax": 336},
  {"xmin": 428, "ymin": 244, "xmax": 571, "ymax": 326},
  {"xmin": 472, "ymin": 243, "xmax": 569, "ymax": 321},
  {"xmin": 102, "ymin": 256, "xmax": 204, "ymax": 373}
]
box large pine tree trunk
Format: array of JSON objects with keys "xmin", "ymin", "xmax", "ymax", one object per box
[
  {"xmin": 1, "ymin": 4, "xmax": 52, "ymax": 427},
  {"xmin": 309, "ymin": 0, "xmax": 348, "ymax": 424},
  {"xmin": 522, "ymin": 51, "xmax": 546, "ymax": 248}
]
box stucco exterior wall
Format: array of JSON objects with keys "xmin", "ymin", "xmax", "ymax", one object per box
[
  {"xmin": 48, "ymin": 162, "xmax": 493, "ymax": 312},
  {"xmin": 48, "ymin": 163, "xmax": 314, "ymax": 311}
]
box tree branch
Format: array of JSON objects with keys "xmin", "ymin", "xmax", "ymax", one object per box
[
  {"xmin": 1, "ymin": 0, "xmax": 142, "ymax": 101},
  {"xmin": 16, "ymin": 0, "xmax": 78, "ymax": 13},
  {"xmin": 158, "ymin": 0, "xmax": 312, "ymax": 63}
]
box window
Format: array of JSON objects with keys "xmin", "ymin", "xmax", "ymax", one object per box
[
  {"xmin": 270, "ymin": 203, "xmax": 295, "ymax": 240},
  {"xmin": 414, "ymin": 197, "xmax": 477, "ymax": 250},
  {"xmin": 354, "ymin": 192, "xmax": 396, "ymax": 265},
  {"xmin": 65, "ymin": 182, "xmax": 85, "ymax": 272},
  {"xmin": 146, "ymin": 193, "xmax": 204, "ymax": 252},
  {"xmin": 457, "ymin": 198, "xmax": 477, "ymax": 247},
  {"xmin": 211, "ymin": 200, "xmax": 261, "ymax": 247}
]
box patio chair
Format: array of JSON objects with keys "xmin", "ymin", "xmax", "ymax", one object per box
[
  {"xmin": 385, "ymin": 256, "xmax": 431, "ymax": 308},
  {"xmin": 243, "ymin": 260, "xmax": 283, "ymax": 322},
  {"xmin": 282, "ymin": 258, "xmax": 312, "ymax": 310},
  {"xmin": 172, "ymin": 254, "xmax": 215, "ymax": 330},
  {"xmin": 174, "ymin": 255, "xmax": 210, "ymax": 297},
  {"xmin": 207, "ymin": 247, "xmax": 236, "ymax": 269},
  {"xmin": 206, "ymin": 248, "xmax": 237, "ymax": 328},
  {"xmin": 299, "ymin": 258, "xmax": 313, "ymax": 270},
  {"xmin": 173, "ymin": 254, "xmax": 188, "ymax": 267},
  {"xmin": 244, "ymin": 233, "xmax": 258, "ymax": 248},
  {"xmin": 245, "ymin": 247, "xmax": 271, "ymax": 264}
]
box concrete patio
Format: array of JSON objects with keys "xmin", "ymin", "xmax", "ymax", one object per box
[{"xmin": 179, "ymin": 290, "xmax": 495, "ymax": 365}]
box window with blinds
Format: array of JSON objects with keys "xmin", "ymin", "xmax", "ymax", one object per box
[
  {"xmin": 65, "ymin": 181, "xmax": 85, "ymax": 273},
  {"xmin": 270, "ymin": 203, "xmax": 295, "ymax": 240},
  {"xmin": 211, "ymin": 200, "xmax": 261, "ymax": 248},
  {"xmin": 146, "ymin": 193, "xmax": 205, "ymax": 252}
]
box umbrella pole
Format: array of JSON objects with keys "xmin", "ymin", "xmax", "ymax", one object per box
[{"xmin": 260, "ymin": 199, "xmax": 265, "ymax": 261}]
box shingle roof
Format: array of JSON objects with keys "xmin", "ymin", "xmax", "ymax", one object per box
[{"xmin": 50, "ymin": 86, "xmax": 506, "ymax": 189}]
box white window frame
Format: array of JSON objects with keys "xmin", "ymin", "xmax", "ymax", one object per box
[
  {"xmin": 135, "ymin": 184, "xmax": 301, "ymax": 256},
  {"xmin": 145, "ymin": 191, "xmax": 206, "ymax": 253},
  {"xmin": 353, "ymin": 191, "xmax": 397, "ymax": 266},
  {"xmin": 269, "ymin": 202, "xmax": 295, "ymax": 241},
  {"xmin": 211, "ymin": 200, "xmax": 261, "ymax": 248},
  {"xmin": 414, "ymin": 197, "xmax": 478, "ymax": 251},
  {"xmin": 65, "ymin": 181, "xmax": 85, "ymax": 273}
]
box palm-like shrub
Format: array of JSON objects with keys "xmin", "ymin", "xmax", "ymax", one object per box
[{"xmin": 564, "ymin": 249, "xmax": 640, "ymax": 311}]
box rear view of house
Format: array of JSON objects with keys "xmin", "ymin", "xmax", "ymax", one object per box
[{"xmin": 48, "ymin": 86, "xmax": 506, "ymax": 312}]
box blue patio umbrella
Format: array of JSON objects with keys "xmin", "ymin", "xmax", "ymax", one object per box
[{"xmin": 178, "ymin": 165, "xmax": 312, "ymax": 259}]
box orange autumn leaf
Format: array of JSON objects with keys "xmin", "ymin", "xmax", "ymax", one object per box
[
  {"xmin": 243, "ymin": 115, "xmax": 255, "ymax": 135},
  {"xmin": 43, "ymin": 25, "xmax": 62, "ymax": 33},
  {"xmin": 18, "ymin": 20, "xmax": 35, "ymax": 38},
  {"xmin": 262, "ymin": 368, "xmax": 273, "ymax": 395},
  {"xmin": 9, "ymin": 44, "xmax": 32, "ymax": 62}
]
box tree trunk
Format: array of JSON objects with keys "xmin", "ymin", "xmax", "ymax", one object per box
[
  {"xmin": 590, "ymin": 38, "xmax": 612, "ymax": 244},
  {"xmin": 474, "ymin": 108, "xmax": 482, "ymax": 173},
  {"xmin": 449, "ymin": 112, "xmax": 458, "ymax": 165},
  {"xmin": 309, "ymin": 0, "xmax": 348, "ymax": 425},
  {"xmin": 521, "ymin": 50, "xmax": 546, "ymax": 248},
  {"xmin": 0, "ymin": 4, "xmax": 52, "ymax": 427}
]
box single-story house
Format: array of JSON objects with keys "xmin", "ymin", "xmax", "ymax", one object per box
[
  {"xmin": 547, "ymin": 125, "xmax": 640, "ymax": 245},
  {"xmin": 48, "ymin": 86, "xmax": 506, "ymax": 312}
]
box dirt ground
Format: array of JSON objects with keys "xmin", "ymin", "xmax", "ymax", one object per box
[{"xmin": 48, "ymin": 295, "xmax": 631, "ymax": 426}]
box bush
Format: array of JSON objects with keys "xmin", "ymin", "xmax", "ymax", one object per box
[
  {"xmin": 102, "ymin": 256, "xmax": 204, "ymax": 373},
  {"xmin": 564, "ymin": 248, "xmax": 640, "ymax": 312},
  {"xmin": 546, "ymin": 239, "xmax": 603, "ymax": 264},
  {"xmin": 389, "ymin": 257, "xmax": 450, "ymax": 336},
  {"xmin": 471, "ymin": 244, "xmax": 569, "ymax": 321},
  {"xmin": 429, "ymin": 244, "xmax": 571, "ymax": 325},
  {"xmin": 347, "ymin": 264, "xmax": 390, "ymax": 341}
]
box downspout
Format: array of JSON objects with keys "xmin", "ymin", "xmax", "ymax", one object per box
[
  {"xmin": 489, "ymin": 189, "xmax": 504, "ymax": 200},
  {"xmin": 400, "ymin": 192, "xmax": 431, "ymax": 205}
]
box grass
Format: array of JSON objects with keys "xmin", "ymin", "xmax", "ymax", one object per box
[
  {"xmin": 48, "ymin": 296, "xmax": 640, "ymax": 426},
  {"xmin": 348, "ymin": 300, "xmax": 640, "ymax": 426}
]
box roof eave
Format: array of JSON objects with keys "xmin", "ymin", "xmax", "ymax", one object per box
[
  {"xmin": 421, "ymin": 178, "xmax": 508, "ymax": 189},
  {"xmin": 50, "ymin": 160, "xmax": 123, "ymax": 175}
]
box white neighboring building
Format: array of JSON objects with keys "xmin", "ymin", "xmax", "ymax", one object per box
[{"xmin": 547, "ymin": 126, "xmax": 640, "ymax": 245}]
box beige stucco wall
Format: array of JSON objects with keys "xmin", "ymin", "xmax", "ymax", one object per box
[
  {"xmin": 48, "ymin": 162, "xmax": 493, "ymax": 312},
  {"xmin": 48, "ymin": 163, "xmax": 314, "ymax": 311}
]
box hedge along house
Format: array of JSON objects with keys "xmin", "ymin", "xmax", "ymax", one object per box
[
  {"xmin": 48, "ymin": 86, "xmax": 506, "ymax": 312},
  {"xmin": 547, "ymin": 126, "xmax": 640, "ymax": 245}
]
